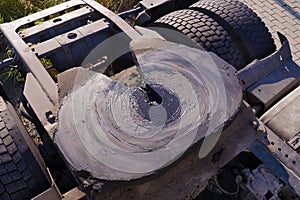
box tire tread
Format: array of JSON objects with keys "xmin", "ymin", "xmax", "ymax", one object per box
[
  {"xmin": 154, "ymin": 9, "xmax": 247, "ymax": 69},
  {"xmin": 190, "ymin": 0, "xmax": 276, "ymax": 62},
  {"xmin": 0, "ymin": 97, "xmax": 48, "ymax": 200}
]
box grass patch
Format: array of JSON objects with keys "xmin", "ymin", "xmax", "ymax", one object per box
[
  {"xmin": 0, "ymin": 0, "xmax": 139, "ymax": 23},
  {"xmin": 97, "ymin": 0, "xmax": 139, "ymax": 12},
  {"xmin": 0, "ymin": 0, "xmax": 27, "ymax": 22},
  {"xmin": 0, "ymin": 0, "xmax": 139, "ymax": 85},
  {"xmin": 1, "ymin": 67, "xmax": 24, "ymax": 83},
  {"xmin": 0, "ymin": 0, "xmax": 66, "ymax": 22}
]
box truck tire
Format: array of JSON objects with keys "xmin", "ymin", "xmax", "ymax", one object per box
[
  {"xmin": 190, "ymin": 0, "xmax": 276, "ymax": 64},
  {"xmin": 0, "ymin": 95, "xmax": 49, "ymax": 200},
  {"xmin": 154, "ymin": 9, "xmax": 247, "ymax": 69}
]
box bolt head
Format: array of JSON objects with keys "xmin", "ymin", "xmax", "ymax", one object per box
[{"xmin": 250, "ymin": 120, "xmax": 258, "ymax": 127}]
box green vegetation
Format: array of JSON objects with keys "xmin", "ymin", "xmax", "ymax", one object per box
[
  {"xmin": 100, "ymin": 0, "xmax": 140, "ymax": 12},
  {"xmin": 1, "ymin": 67, "xmax": 24, "ymax": 83},
  {"xmin": 0, "ymin": 0, "xmax": 27, "ymax": 22},
  {"xmin": 0, "ymin": 0, "xmax": 139, "ymax": 23},
  {"xmin": 0, "ymin": 0, "xmax": 138, "ymax": 85},
  {"xmin": 0, "ymin": 0, "xmax": 64, "ymax": 22}
]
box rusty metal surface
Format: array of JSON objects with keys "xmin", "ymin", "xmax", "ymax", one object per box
[
  {"xmin": 55, "ymin": 39, "xmax": 242, "ymax": 181},
  {"xmin": 0, "ymin": 23, "xmax": 59, "ymax": 128},
  {"xmin": 1, "ymin": 1, "xmax": 300, "ymax": 199},
  {"xmin": 63, "ymin": 187, "xmax": 86, "ymax": 200},
  {"xmin": 3, "ymin": 0, "xmax": 85, "ymax": 30},
  {"xmin": 135, "ymin": 0, "xmax": 197, "ymax": 25},
  {"xmin": 238, "ymin": 36, "xmax": 292, "ymax": 89},
  {"xmin": 23, "ymin": 73, "xmax": 57, "ymax": 132},
  {"xmin": 0, "ymin": 0, "xmax": 142, "ymax": 134},
  {"xmin": 33, "ymin": 19, "xmax": 111, "ymax": 71},
  {"xmin": 94, "ymin": 103, "xmax": 258, "ymax": 200},
  {"xmin": 82, "ymin": 0, "xmax": 141, "ymax": 40},
  {"xmin": 138, "ymin": 0, "xmax": 171, "ymax": 9},
  {"xmin": 0, "ymin": 25, "xmax": 58, "ymax": 104},
  {"xmin": 263, "ymin": 127, "xmax": 300, "ymax": 178},
  {"xmin": 250, "ymin": 139, "xmax": 300, "ymax": 196},
  {"xmin": 21, "ymin": 6, "xmax": 102, "ymax": 44},
  {"xmin": 260, "ymin": 86, "xmax": 300, "ymax": 141},
  {"xmin": 238, "ymin": 38, "xmax": 300, "ymax": 111}
]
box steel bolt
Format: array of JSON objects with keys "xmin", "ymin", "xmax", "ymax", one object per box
[
  {"xmin": 46, "ymin": 111, "xmax": 56, "ymax": 123},
  {"xmin": 282, "ymin": 66, "xmax": 290, "ymax": 73},
  {"xmin": 250, "ymin": 120, "xmax": 258, "ymax": 127},
  {"xmin": 48, "ymin": 114, "xmax": 55, "ymax": 120},
  {"xmin": 257, "ymin": 126, "xmax": 265, "ymax": 134}
]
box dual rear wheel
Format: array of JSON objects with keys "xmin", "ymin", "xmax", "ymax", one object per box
[
  {"xmin": 153, "ymin": 0, "xmax": 276, "ymax": 70},
  {"xmin": 0, "ymin": 0, "xmax": 276, "ymax": 199},
  {"xmin": 0, "ymin": 94, "xmax": 49, "ymax": 200}
]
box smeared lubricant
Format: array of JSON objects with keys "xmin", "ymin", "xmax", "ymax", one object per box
[
  {"xmin": 132, "ymin": 84, "xmax": 181, "ymax": 125},
  {"xmin": 55, "ymin": 38, "xmax": 243, "ymax": 180},
  {"xmin": 140, "ymin": 84, "xmax": 163, "ymax": 106}
]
